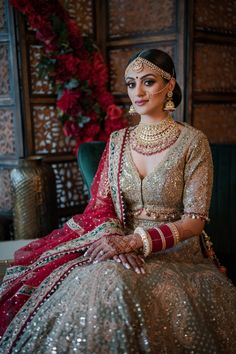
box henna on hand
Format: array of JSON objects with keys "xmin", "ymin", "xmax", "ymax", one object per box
[{"xmin": 84, "ymin": 234, "xmax": 143, "ymax": 262}]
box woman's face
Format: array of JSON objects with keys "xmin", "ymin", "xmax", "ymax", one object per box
[{"xmin": 125, "ymin": 63, "xmax": 174, "ymax": 117}]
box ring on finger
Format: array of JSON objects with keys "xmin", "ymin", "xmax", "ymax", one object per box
[{"xmin": 100, "ymin": 250, "xmax": 104, "ymax": 256}]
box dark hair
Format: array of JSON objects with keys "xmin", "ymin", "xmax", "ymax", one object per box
[{"xmin": 126, "ymin": 49, "xmax": 182, "ymax": 108}]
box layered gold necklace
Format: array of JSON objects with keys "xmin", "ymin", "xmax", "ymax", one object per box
[{"xmin": 130, "ymin": 116, "xmax": 180, "ymax": 155}]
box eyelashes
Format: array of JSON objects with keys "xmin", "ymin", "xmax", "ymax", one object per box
[
  {"xmin": 125, "ymin": 82, "xmax": 135, "ymax": 89},
  {"xmin": 125, "ymin": 80, "xmax": 156, "ymax": 89}
]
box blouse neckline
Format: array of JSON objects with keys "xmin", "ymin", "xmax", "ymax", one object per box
[{"xmin": 126, "ymin": 122, "xmax": 187, "ymax": 182}]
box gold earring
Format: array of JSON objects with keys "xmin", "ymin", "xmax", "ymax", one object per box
[
  {"xmin": 128, "ymin": 104, "xmax": 136, "ymax": 114},
  {"xmin": 163, "ymin": 91, "xmax": 175, "ymax": 112}
]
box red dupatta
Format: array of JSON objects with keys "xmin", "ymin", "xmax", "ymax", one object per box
[{"xmin": 0, "ymin": 128, "xmax": 128, "ymax": 346}]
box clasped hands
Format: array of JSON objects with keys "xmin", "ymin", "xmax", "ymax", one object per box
[{"xmin": 84, "ymin": 234, "xmax": 146, "ymax": 274}]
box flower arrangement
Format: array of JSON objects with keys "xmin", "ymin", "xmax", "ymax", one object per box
[{"xmin": 11, "ymin": 0, "xmax": 127, "ymax": 152}]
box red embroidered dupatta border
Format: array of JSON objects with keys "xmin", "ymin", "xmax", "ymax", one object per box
[{"xmin": 0, "ymin": 128, "xmax": 128, "ymax": 350}]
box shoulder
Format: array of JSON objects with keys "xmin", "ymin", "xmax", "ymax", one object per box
[
  {"xmin": 178, "ymin": 122, "xmax": 210, "ymax": 148},
  {"xmin": 177, "ymin": 122, "xmax": 212, "ymax": 163}
]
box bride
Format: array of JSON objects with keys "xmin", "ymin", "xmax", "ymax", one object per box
[{"xmin": 0, "ymin": 49, "xmax": 235, "ymax": 354}]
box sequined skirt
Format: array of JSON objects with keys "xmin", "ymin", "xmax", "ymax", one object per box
[{"xmin": 6, "ymin": 237, "xmax": 236, "ymax": 354}]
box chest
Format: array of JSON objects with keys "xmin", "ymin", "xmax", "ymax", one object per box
[{"xmin": 130, "ymin": 148, "xmax": 169, "ymax": 178}]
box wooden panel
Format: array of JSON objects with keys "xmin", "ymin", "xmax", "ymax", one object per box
[
  {"xmin": 29, "ymin": 45, "xmax": 54, "ymax": 95},
  {"xmin": 67, "ymin": 0, "xmax": 94, "ymax": 34},
  {"xmin": 0, "ymin": 44, "xmax": 10, "ymax": 97},
  {"xmin": 0, "ymin": 169, "xmax": 12, "ymax": 211},
  {"xmin": 0, "ymin": 109, "xmax": 15, "ymax": 155},
  {"xmin": 193, "ymin": 43, "xmax": 236, "ymax": 93},
  {"xmin": 32, "ymin": 105, "xmax": 76, "ymax": 154},
  {"xmin": 194, "ymin": 0, "xmax": 236, "ymax": 34},
  {"xmin": 0, "ymin": 0, "xmax": 7, "ymax": 32},
  {"xmin": 52, "ymin": 161, "xmax": 88, "ymax": 209},
  {"xmin": 109, "ymin": 45, "xmax": 175, "ymax": 95},
  {"xmin": 193, "ymin": 104, "xmax": 236, "ymax": 143},
  {"xmin": 108, "ymin": 0, "xmax": 176, "ymax": 38}
]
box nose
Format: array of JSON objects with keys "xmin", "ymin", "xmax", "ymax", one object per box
[{"xmin": 134, "ymin": 82, "xmax": 145, "ymax": 97}]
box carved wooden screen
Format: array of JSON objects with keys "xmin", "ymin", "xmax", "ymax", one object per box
[
  {"xmin": 189, "ymin": 0, "xmax": 236, "ymax": 143},
  {"xmin": 0, "ymin": 0, "xmax": 23, "ymax": 239},
  {"xmin": 15, "ymin": 0, "xmax": 186, "ymax": 231}
]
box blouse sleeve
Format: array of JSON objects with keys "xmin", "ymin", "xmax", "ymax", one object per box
[{"xmin": 182, "ymin": 132, "xmax": 213, "ymax": 220}]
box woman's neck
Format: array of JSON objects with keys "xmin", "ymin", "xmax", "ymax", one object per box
[{"xmin": 140, "ymin": 112, "xmax": 170, "ymax": 124}]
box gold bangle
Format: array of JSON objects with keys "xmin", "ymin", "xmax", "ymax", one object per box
[
  {"xmin": 134, "ymin": 227, "xmax": 152, "ymax": 257},
  {"xmin": 167, "ymin": 223, "xmax": 180, "ymax": 245}
]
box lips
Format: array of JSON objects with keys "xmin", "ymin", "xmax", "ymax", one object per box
[{"xmin": 135, "ymin": 100, "xmax": 148, "ymax": 106}]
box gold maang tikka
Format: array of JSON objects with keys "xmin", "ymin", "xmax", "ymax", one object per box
[{"xmin": 125, "ymin": 57, "xmax": 172, "ymax": 80}]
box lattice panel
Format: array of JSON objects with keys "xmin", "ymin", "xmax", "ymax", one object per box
[
  {"xmin": 0, "ymin": 109, "xmax": 16, "ymax": 155},
  {"xmin": 109, "ymin": 46, "xmax": 174, "ymax": 95},
  {"xmin": 0, "ymin": 169, "xmax": 12, "ymax": 211},
  {"xmin": 0, "ymin": 0, "xmax": 6, "ymax": 32},
  {"xmin": 194, "ymin": 43, "xmax": 236, "ymax": 93},
  {"xmin": 52, "ymin": 161, "xmax": 88, "ymax": 209},
  {"xmin": 32, "ymin": 105, "xmax": 76, "ymax": 154},
  {"xmin": 67, "ymin": 0, "xmax": 94, "ymax": 34},
  {"xmin": 108, "ymin": 0, "xmax": 175, "ymax": 38},
  {"xmin": 193, "ymin": 104, "xmax": 236, "ymax": 144},
  {"xmin": 29, "ymin": 45, "xmax": 54, "ymax": 95},
  {"xmin": 195, "ymin": 0, "xmax": 236, "ymax": 34},
  {"xmin": 0, "ymin": 44, "xmax": 10, "ymax": 97}
]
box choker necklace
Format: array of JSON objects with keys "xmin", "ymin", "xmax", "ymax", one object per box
[{"xmin": 130, "ymin": 116, "xmax": 180, "ymax": 155}]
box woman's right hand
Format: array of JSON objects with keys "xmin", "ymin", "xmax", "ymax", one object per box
[{"xmin": 113, "ymin": 252, "xmax": 145, "ymax": 274}]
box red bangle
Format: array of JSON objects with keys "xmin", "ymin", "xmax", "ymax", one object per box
[
  {"xmin": 147, "ymin": 223, "xmax": 178, "ymax": 253},
  {"xmin": 159, "ymin": 224, "xmax": 175, "ymax": 248},
  {"xmin": 148, "ymin": 228, "xmax": 163, "ymax": 252}
]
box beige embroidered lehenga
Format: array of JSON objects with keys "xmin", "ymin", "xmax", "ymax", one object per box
[{"xmin": 0, "ymin": 123, "xmax": 235, "ymax": 354}]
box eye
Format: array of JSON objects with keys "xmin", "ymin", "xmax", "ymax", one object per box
[
  {"xmin": 125, "ymin": 81, "xmax": 135, "ymax": 89},
  {"xmin": 144, "ymin": 79, "xmax": 155, "ymax": 87}
]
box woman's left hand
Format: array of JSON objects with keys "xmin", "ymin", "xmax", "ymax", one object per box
[
  {"xmin": 84, "ymin": 234, "xmax": 143, "ymax": 262},
  {"xmin": 113, "ymin": 253, "xmax": 145, "ymax": 274}
]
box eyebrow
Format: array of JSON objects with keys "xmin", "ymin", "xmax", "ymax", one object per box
[{"xmin": 125, "ymin": 73, "xmax": 157, "ymax": 81}]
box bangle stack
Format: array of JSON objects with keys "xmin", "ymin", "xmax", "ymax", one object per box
[
  {"xmin": 134, "ymin": 227, "xmax": 152, "ymax": 257},
  {"xmin": 134, "ymin": 223, "xmax": 180, "ymax": 256}
]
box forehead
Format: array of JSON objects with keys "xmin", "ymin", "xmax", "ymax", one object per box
[{"xmin": 125, "ymin": 64, "xmax": 158, "ymax": 79}]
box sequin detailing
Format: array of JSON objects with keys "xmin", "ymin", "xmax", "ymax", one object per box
[
  {"xmin": 120, "ymin": 123, "xmax": 213, "ymax": 232},
  {"xmin": 0, "ymin": 124, "xmax": 236, "ymax": 354}
]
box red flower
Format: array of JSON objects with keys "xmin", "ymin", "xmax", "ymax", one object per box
[
  {"xmin": 55, "ymin": 54, "xmax": 80, "ymax": 82},
  {"xmin": 96, "ymin": 91, "xmax": 114, "ymax": 111},
  {"xmin": 87, "ymin": 112, "xmax": 98, "ymax": 122},
  {"xmin": 28, "ymin": 14, "xmax": 49, "ymax": 31},
  {"xmin": 105, "ymin": 105, "xmax": 127, "ymax": 135},
  {"xmin": 67, "ymin": 20, "xmax": 83, "ymax": 51},
  {"xmin": 105, "ymin": 116, "xmax": 127, "ymax": 136},
  {"xmin": 83, "ymin": 122, "xmax": 101, "ymax": 140},
  {"xmin": 106, "ymin": 104, "xmax": 123, "ymax": 120},
  {"xmin": 92, "ymin": 52, "xmax": 108, "ymax": 87},
  {"xmin": 10, "ymin": 0, "xmax": 33, "ymax": 13},
  {"xmin": 63, "ymin": 120, "xmax": 80, "ymax": 137},
  {"xmin": 78, "ymin": 60, "xmax": 92, "ymax": 81},
  {"xmin": 98, "ymin": 130, "xmax": 108, "ymax": 142},
  {"xmin": 57, "ymin": 89, "xmax": 81, "ymax": 117}
]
